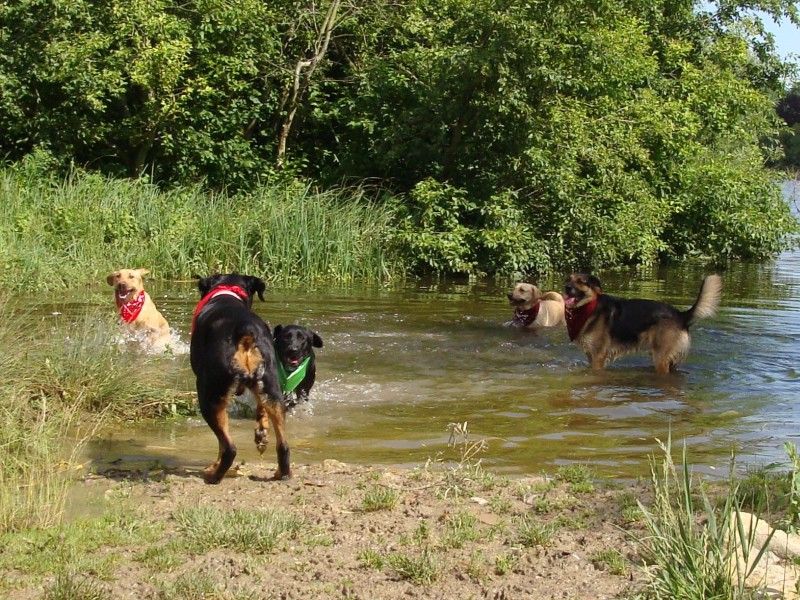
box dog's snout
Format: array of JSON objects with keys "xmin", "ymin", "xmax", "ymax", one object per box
[{"xmin": 507, "ymin": 292, "xmax": 514, "ymax": 300}]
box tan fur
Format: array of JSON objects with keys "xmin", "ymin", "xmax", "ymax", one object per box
[
  {"xmin": 232, "ymin": 335, "xmax": 263, "ymax": 377},
  {"xmin": 106, "ymin": 268, "xmax": 171, "ymax": 351},
  {"xmin": 507, "ymin": 283, "xmax": 566, "ymax": 328}
]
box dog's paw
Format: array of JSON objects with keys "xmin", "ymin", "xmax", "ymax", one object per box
[
  {"xmin": 273, "ymin": 469, "xmax": 292, "ymax": 481},
  {"xmin": 254, "ymin": 428, "xmax": 269, "ymax": 455}
]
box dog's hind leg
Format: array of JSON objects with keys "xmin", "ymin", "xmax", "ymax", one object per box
[
  {"xmin": 198, "ymin": 383, "xmax": 237, "ymax": 484},
  {"xmin": 254, "ymin": 396, "xmax": 271, "ymax": 455},
  {"xmin": 255, "ymin": 396, "xmax": 291, "ymax": 480}
]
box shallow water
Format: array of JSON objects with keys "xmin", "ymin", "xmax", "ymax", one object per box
[{"xmin": 52, "ymin": 182, "xmax": 800, "ymax": 478}]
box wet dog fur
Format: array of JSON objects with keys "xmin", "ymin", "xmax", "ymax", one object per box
[
  {"xmin": 106, "ymin": 268, "xmax": 171, "ymax": 351},
  {"xmin": 189, "ymin": 273, "xmax": 290, "ymax": 483},
  {"xmin": 506, "ymin": 283, "xmax": 565, "ymax": 328},
  {"xmin": 562, "ymin": 273, "xmax": 722, "ymax": 374},
  {"xmin": 273, "ymin": 325, "xmax": 323, "ymax": 407}
]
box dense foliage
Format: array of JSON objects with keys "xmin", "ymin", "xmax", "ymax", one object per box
[
  {"xmin": 778, "ymin": 84, "xmax": 800, "ymax": 167},
  {"xmin": 1, "ymin": 0, "xmax": 798, "ymax": 278}
]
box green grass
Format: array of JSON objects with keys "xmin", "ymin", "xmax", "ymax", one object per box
[
  {"xmin": 136, "ymin": 541, "xmax": 187, "ymax": 572},
  {"xmin": 0, "ymin": 166, "xmax": 402, "ymax": 292},
  {"xmin": 494, "ymin": 550, "xmax": 520, "ymax": 576},
  {"xmin": 637, "ymin": 438, "xmax": 779, "ymax": 599},
  {"xmin": 515, "ymin": 515, "xmax": 557, "ymax": 548},
  {"xmin": 44, "ymin": 572, "xmax": 110, "ymax": 600},
  {"xmin": 442, "ymin": 511, "xmax": 481, "ymax": 549},
  {"xmin": 173, "ymin": 506, "xmax": 302, "ymax": 554},
  {"xmin": 591, "ymin": 549, "xmax": 628, "ymax": 576},
  {"xmin": 385, "ymin": 548, "xmax": 440, "ymax": 585},
  {"xmin": 361, "ymin": 486, "xmax": 400, "ymax": 512},
  {"xmin": 0, "ymin": 508, "xmax": 162, "ymax": 588},
  {"xmin": 0, "ymin": 300, "xmax": 188, "ymax": 531}
]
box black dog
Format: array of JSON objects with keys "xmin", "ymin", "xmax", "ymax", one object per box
[
  {"xmin": 273, "ymin": 325, "xmax": 323, "ymax": 407},
  {"xmin": 189, "ymin": 273, "xmax": 291, "ymax": 483}
]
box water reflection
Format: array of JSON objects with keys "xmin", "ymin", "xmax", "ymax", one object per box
[{"xmin": 64, "ymin": 182, "xmax": 800, "ymax": 477}]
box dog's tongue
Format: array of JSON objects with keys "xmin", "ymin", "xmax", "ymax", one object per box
[
  {"xmin": 117, "ymin": 289, "xmax": 129, "ymax": 300},
  {"xmin": 288, "ymin": 358, "xmax": 300, "ymax": 367},
  {"xmin": 564, "ymin": 296, "xmax": 576, "ymax": 308}
]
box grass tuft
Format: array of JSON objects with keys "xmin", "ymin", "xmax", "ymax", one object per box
[
  {"xmin": 174, "ymin": 506, "xmax": 302, "ymax": 554},
  {"xmin": 637, "ymin": 437, "xmax": 779, "ymax": 599},
  {"xmin": 361, "ymin": 486, "xmax": 400, "ymax": 512},
  {"xmin": 44, "ymin": 572, "xmax": 109, "ymax": 600},
  {"xmin": 516, "ymin": 515, "xmax": 557, "ymax": 548},
  {"xmin": 386, "ymin": 547, "xmax": 440, "ymax": 585}
]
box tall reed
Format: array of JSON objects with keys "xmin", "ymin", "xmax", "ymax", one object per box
[
  {"xmin": 0, "ymin": 301, "xmax": 185, "ymax": 532},
  {"xmin": 0, "ymin": 161, "xmax": 402, "ymax": 292},
  {"xmin": 637, "ymin": 438, "xmax": 777, "ymax": 599}
]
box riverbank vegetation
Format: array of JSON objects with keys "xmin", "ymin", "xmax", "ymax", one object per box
[
  {"xmin": 1, "ymin": 0, "xmax": 799, "ymax": 283},
  {"xmin": 0, "ymin": 159, "xmax": 400, "ymax": 291},
  {"xmin": 0, "ymin": 302, "xmax": 188, "ymax": 532}
]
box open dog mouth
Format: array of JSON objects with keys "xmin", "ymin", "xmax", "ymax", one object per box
[
  {"xmin": 116, "ymin": 285, "xmax": 132, "ymax": 300},
  {"xmin": 285, "ymin": 356, "xmax": 303, "ymax": 368},
  {"xmin": 563, "ymin": 296, "xmax": 577, "ymax": 308}
]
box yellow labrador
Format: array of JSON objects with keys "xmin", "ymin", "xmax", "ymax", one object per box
[
  {"xmin": 506, "ymin": 283, "xmax": 565, "ymax": 328},
  {"xmin": 106, "ymin": 268, "xmax": 171, "ymax": 351}
]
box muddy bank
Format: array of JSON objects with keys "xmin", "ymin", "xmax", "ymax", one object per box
[{"xmin": 2, "ymin": 459, "xmax": 644, "ymax": 600}]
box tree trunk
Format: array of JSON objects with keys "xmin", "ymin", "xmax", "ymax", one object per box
[{"xmin": 276, "ymin": 0, "xmax": 341, "ymax": 169}]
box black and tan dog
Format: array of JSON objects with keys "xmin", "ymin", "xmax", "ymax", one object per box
[
  {"xmin": 563, "ymin": 273, "xmax": 722, "ymax": 374},
  {"xmin": 189, "ymin": 273, "xmax": 290, "ymax": 483},
  {"xmin": 273, "ymin": 325, "xmax": 323, "ymax": 407},
  {"xmin": 506, "ymin": 283, "xmax": 566, "ymax": 328}
]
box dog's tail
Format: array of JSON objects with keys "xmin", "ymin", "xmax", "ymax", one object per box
[
  {"xmin": 682, "ymin": 274, "xmax": 722, "ymax": 328},
  {"xmin": 232, "ymin": 325, "xmax": 265, "ymax": 385}
]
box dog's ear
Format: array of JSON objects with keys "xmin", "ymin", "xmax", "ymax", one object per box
[
  {"xmin": 136, "ymin": 268, "xmax": 150, "ymax": 278},
  {"xmin": 273, "ymin": 324, "xmax": 283, "ymax": 339},
  {"xmin": 197, "ymin": 275, "xmax": 216, "ymax": 297},
  {"xmin": 587, "ymin": 275, "xmax": 603, "ymax": 293},
  {"xmin": 311, "ymin": 331, "xmax": 323, "ymax": 348},
  {"xmin": 243, "ymin": 276, "xmax": 266, "ymax": 301},
  {"xmin": 106, "ymin": 271, "xmax": 119, "ymax": 286}
]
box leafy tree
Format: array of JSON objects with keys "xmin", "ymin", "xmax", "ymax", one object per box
[{"xmin": 0, "ymin": 0, "xmax": 797, "ymax": 275}]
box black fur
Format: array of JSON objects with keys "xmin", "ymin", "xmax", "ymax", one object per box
[
  {"xmin": 190, "ymin": 273, "xmax": 289, "ymax": 483},
  {"xmin": 273, "ymin": 324, "xmax": 323, "ymax": 407}
]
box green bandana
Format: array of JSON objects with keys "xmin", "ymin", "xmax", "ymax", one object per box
[{"xmin": 277, "ymin": 357, "xmax": 311, "ymax": 394}]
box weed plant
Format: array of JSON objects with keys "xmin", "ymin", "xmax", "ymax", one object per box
[
  {"xmin": 0, "ymin": 300, "xmax": 186, "ymax": 531},
  {"xmin": 637, "ymin": 438, "xmax": 778, "ymax": 599}
]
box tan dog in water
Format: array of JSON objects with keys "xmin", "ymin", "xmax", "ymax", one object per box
[
  {"xmin": 107, "ymin": 268, "xmax": 171, "ymax": 351},
  {"xmin": 506, "ymin": 283, "xmax": 566, "ymax": 328}
]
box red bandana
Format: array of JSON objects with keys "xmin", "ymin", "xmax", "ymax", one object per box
[
  {"xmin": 512, "ymin": 302, "xmax": 540, "ymax": 327},
  {"xmin": 119, "ymin": 290, "xmax": 145, "ymax": 324},
  {"xmin": 191, "ymin": 285, "xmax": 249, "ymax": 334},
  {"xmin": 565, "ymin": 297, "xmax": 598, "ymax": 341}
]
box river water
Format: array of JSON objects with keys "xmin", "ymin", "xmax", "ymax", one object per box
[{"xmin": 70, "ymin": 182, "xmax": 800, "ymax": 478}]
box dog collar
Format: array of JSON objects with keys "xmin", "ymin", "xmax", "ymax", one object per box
[
  {"xmin": 278, "ymin": 357, "xmax": 311, "ymax": 394},
  {"xmin": 191, "ymin": 285, "xmax": 249, "ymax": 334},
  {"xmin": 512, "ymin": 302, "xmax": 540, "ymax": 327},
  {"xmin": 565, "ymin": 297, "xmax": 598, "ymax": 341},
  {"xmin": 119, "ymin": 290, "xmax": 145, "ymax": 323}
]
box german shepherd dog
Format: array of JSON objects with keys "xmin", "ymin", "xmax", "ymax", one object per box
[
  {"xmin": 273, "ymin": 325, "xmax": 323, "ymax": 408},
  {"xmin": 190, "ymin": 273, "xmax": 290, "ymax": 483},
  {"xmin": 563, "ymin": 273, "xmax": 722, "ymax": 374}
]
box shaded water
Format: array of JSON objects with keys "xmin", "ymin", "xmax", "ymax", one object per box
[{"xmin": 60, "ymin": 183, "xmax": 800, "ymax": 478}]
